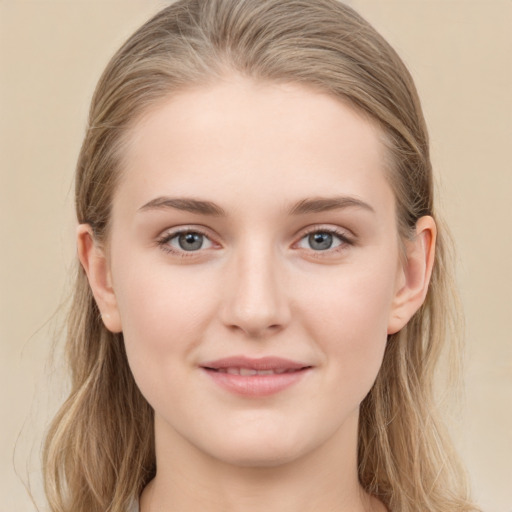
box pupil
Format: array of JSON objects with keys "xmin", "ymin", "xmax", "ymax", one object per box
[
  {"xmin": 178, "ymin": 232, "xmax": 203, "ymax": 251},
  {"xmin": 309, "ymin": 232, "xmax": 332, "ymax": 250}
]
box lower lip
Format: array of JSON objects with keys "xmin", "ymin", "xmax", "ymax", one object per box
[{"xmin": 202, "ymin": 368, "xmax": 311, "ymax": 397}]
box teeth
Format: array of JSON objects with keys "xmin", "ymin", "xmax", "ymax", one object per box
[
  {"xmin": 239, "ymin": 368, "xmax": 258, "ymax": 376},
  {"xmin": 215, "ymin": 367, "xmax": 298, "ymax": 375}
]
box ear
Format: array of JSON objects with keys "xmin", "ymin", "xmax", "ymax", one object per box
[
  {"xmin": 387, "ymin": 216, "xmax": 436, "ymax": 335},
  {"xmin": 77, "ymin": 224, "xmax": 122, "ymax": 333}
]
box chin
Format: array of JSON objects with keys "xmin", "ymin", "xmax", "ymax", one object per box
[
  {"xmin": 214, "ymin": 443, "xmax": 306, "ymax": 469},
  {"xmin": 199, "ymin": 424, "xmax": 318, "ymax": 469}
]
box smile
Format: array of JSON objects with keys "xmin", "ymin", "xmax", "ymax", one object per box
[
  {"xmin": 208, "ymin": 367, "xmax": 301, "ymax": 375},
  {"xmin": 200, "ymin": 356, "xmax": 312, "ymax": 397}
]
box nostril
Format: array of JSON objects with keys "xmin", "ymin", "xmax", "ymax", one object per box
[{"xmin": 219, "ymin": 272, "xmax": 291, "ymax": 336}]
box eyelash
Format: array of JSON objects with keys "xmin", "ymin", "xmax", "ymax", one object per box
[
  {"xmin": 296, "ymin": 226, "xmax": 354, "ymax": 255},
  {"xmin": 156, "ymin": 228, "xmax": 214, "ymax": 258},
  {"xmin": 156, "ymin": 226, "xmax": 354, "ymax": 258}
]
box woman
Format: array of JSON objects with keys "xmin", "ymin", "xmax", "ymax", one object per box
[{"xmin": 43, "ymin": 1, "xmax": 480, "ymax": 511}]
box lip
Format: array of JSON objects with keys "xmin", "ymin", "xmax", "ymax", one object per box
[{"xmin": 200, "ymin": 356, "xmax": 312, "ymax": 397}]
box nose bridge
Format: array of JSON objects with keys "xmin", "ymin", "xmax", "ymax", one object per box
[{"xmin": 221, "ymin": 236, "xmax": 289, "ymax": 337}]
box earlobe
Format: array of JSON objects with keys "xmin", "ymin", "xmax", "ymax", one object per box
[
  {"xmin": 76, "ymin": 224, "xmax": 123, "ymax": 333},
  {"xmin": 387, "ymin": 216, "xmax": 436, "ymax": 335}
]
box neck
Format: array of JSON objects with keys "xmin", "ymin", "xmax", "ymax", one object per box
[{"xmin": 141, "ymin": 411, "xmax": 384, "ymax": 512}]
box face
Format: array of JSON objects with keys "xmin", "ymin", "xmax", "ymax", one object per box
[{"xmin": 91, "ymin": 77, "xmax": 416, "ymax": 468}]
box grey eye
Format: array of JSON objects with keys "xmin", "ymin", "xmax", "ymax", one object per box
[
  {"xmin": 178, "ymin": 232, "xmax": 204, "ymax": 251},
  {"xmin": 308, "ymin": 232, "xmax": 334, "ymax": 250},
  {"xmin": 169, "ymin": 232, "xmax": 213, "ymax": 251},
  {"xmin": 296, "ymin": 230, "xmax": 344, "ymax": 251}
]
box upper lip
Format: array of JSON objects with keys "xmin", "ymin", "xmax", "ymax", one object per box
[{"xmin": 200, "ymin": 356, "xmax": 311, "ymax": 371}]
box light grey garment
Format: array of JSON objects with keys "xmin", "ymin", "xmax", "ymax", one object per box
[{"xmin": 128, "ymin": 499, "xmax": 139, "ymax": 512}]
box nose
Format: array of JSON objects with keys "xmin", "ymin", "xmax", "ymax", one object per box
[{"xmin": 220, "ymin": 241, "xmax": 291, "ymax": 339}]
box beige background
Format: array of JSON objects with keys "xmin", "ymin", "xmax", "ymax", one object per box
[{"xmin": 1, "ymin": 1, "xmax": 511, "ymax": 511}]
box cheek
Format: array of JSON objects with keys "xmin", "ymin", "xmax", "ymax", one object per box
[
  {"xmin": 111, "ymin": 256, "xmax": 218, "ymax": 377},
  {"xmin": 112, "ymin": 266, "xmax": 225, "ymax": 425},
  {"xmin": 298, "ymin": 258, "xmax": 397, "ymax": 397}
]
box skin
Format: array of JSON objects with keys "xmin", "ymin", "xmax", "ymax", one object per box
[{"xmin": 78, "ymin": 76, "xmax": 435, "ymax": 512}]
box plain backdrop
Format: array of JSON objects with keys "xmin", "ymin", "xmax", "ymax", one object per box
[{"xmin": 1, "ymin": 1, "xmax": 511, "ymax": 511}]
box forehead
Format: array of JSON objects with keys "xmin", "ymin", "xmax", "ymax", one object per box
[{"xmin": 114, "ymin": 77, "xmax": 394, "ymax": 218}]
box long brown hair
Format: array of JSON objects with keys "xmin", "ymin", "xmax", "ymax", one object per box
[{"xmin": 43, "ymin": 1, "xmax": 478, "ymax": 511}]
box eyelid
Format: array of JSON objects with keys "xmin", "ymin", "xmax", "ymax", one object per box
[
  {"xmin": 156, "ymin": 225, "xmax": 220, "ymax": 257},
  {"xmin": 292, "ymin": 224, "xmax": 355, "ymax": 252},
  {"xmin": 300, "ymin": 224, "xmax": 354, "ymax": 239}
]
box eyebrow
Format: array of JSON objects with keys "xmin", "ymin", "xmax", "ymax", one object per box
[
  {"xmin": 138, "ymin": 197, "xmax": 226, "ymax": 216},
  {"xmin": 288, "ymin": 196, "xmax": 375, "ymax": 215},
  {"xmin": 138, "ymin": 195, "xmax": 375, "ymax": 216}
]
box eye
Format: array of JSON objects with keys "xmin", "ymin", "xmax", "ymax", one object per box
[
  {"xmin": 296, "ymin": 229, "xmax": 350, "ymax": 251},
  {"xmin": 158, "ymin": 230, "xmax": 214, "ymax": 253}
]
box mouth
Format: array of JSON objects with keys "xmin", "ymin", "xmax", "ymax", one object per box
[
  {"xmin": 204, "ymin": 367, "xmax": 307, "ymax": 375},
  {"xmin": 200, "ymin": 356, "xmax": 313, "ymax": 397}
]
